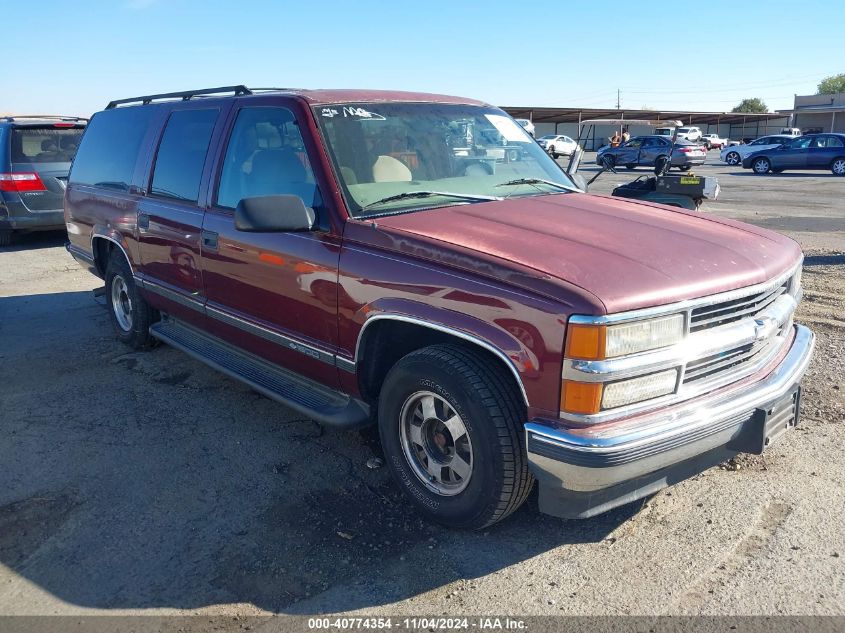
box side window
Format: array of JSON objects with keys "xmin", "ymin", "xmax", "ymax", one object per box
[
  {"xmin": 790, "ymin": 137, "xmax": 813, "ymax": 149},
  {"xmin": 819, "ymin": 136, "xmax": 843, "ymax": 148},
  {"xmin": 216, "ymin": 106, "xmax": 319, "ymax": 210},
  {"xmin": 625, "ymin": 138, "xmax": 643, "ymax": 148},
  {"xmin": 150, "ymin": 109, "xmax": 219, "ymax": 203},
  {"xmin": 69, "ymin": 107, "xmax": 157, "ymax": 191}
]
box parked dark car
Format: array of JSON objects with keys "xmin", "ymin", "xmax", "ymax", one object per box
[
  {"xmin": 742, "ymin": 133, "xmax": 845, "ymax": 175},
  {"xmin": 597, "ymin": 135, "xmax": 706, "ymax": 170},
  {"xmin": 0, "ymin": 116, "xmax": 86, "ymax": 246},
  {"xmin": 65, "ymin": 86, "xmax": 814, "ymax": 529}
]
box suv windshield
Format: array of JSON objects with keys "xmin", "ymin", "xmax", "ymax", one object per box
[{"xmin": 314, "ymin": 103, "xmax": 577, "ymax": 217}]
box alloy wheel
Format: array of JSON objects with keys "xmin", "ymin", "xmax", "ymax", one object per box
[
  {"xmin": 753, "ymin": 158, "xmax": 770, "ymax": 174},
  {"xmin": 111, "ymin": 274, "xmax": 133, "ymax": 332},
  {"xmin": 399, "ymin": 391, "xmax": 473, "ymax": 496}
]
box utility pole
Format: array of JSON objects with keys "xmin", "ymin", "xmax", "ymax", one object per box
[{"xmin": 616, "ymin": 89, "xmax": 621, "ymax": 110}]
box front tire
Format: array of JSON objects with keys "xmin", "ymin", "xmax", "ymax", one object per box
[
  {"xmin": 752, "ymin": 157, "xmax": 771, "ymax": 174},
  {"xmin": 378, "ymin": 344, "xmax": 533, "ymax": 530},
  {"xmin": 105, "ymin": 250, "xmax": 157, "ymax": 349},
  {"xmin": 725, "ymin": 151, "xmax": 741, "ymax": 166}
]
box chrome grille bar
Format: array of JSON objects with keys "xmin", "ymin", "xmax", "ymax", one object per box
[{"xmin": 690, "ymin": 282, "xmax": 787, "ymax": 331}]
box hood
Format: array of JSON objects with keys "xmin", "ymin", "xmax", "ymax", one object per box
[{"xmin": 370, "ymin": 193, "xmax": 801, "ymax": 314}]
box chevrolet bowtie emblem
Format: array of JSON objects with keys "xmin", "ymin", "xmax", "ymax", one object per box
[{"xmin": 754, "ymin": 318, "xmax": 771, "ymax": 341}]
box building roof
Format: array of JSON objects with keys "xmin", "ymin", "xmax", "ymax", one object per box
[{"xmin": 500, "ymin": 106, "xmax": 788, "ymax": 126}]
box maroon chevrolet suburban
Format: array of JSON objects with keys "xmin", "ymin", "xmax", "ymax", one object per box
[{"xmin": 65, "ymin": 86, "xmax": 815, "ymax": 529}]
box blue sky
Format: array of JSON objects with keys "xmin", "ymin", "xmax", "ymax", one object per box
[{"xmin": 3, "ymin": 0, "xmax": 843, "ymax": 116}]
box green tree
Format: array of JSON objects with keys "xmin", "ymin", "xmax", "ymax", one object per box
[
  {"xmin": 817, "ymin": 73, "xmax": 845, "ymax": 94},
  {"xmin": 731, "ymin": 98, "xmax": 769, "ymax": 113}
]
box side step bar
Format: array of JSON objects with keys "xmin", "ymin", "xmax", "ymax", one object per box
[{"xmin": 149, "ymin": 317, "xmax": 371, "ymax": 429}]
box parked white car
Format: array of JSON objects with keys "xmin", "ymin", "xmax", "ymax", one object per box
[
  {"xmin": 675, "ymin": 126, "xmax": 702, "ymax": 141},
  {"xmin": 701, "ymin": 134, "xmax": 727, "ymax": 149},
  {"xmin": 720, "ymin": 134, "xmax": 795, "ymax": 166},
  {"xmin": 779, "ymin": 127, "xmax": 802, "ymax": 137},
  {"xmin": 537, "ymin": 134, "xmax": 578, "ymax": 158},
  {"xmin": 515, "ymin": 118, "xmax": 535, "ymax": 137}
]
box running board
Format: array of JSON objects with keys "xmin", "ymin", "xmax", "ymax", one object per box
[{"xmin": 149, "ymin": 317, "xmax": 371, "ymax": 429}]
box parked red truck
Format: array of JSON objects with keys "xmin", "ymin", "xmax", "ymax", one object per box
[{"xmin": 65, "ymin": 86, "xmax": 815, "ymax": 529}]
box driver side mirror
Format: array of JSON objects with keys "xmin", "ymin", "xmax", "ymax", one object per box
[{"xmin": 235, "ymin": 194, "xmax": 316, "ymax": 232}]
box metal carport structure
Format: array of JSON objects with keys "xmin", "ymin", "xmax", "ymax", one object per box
[{"xmin": 501, "ymin": 106, "xmax": 790, "ymax": 150}]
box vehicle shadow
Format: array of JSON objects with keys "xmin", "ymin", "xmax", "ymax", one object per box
[
  {"xmin": 803, "ymin": 253, "xmax": 845, "ymax": 266},
  {"xmin": 0, "ymin": 290, "xmax": 638, "ymax": 614},
  {"xmin": 0, "ymin": 230, "xmax": 67, "ymax": 252},
  {"xmin": 725, "ymin": 171, "xmax": 832, "ymax": 178}
]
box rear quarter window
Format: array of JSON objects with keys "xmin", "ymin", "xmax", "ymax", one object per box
[
  {"xmin": 70, "ymin": 107, "xmax": 157, "ymax": 191},
  {"xmin": 11, "ymin": 127, "xmax": 84, "ymax": 164}
]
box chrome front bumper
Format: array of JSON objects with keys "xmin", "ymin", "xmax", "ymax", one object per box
[{"xmin": 526, "ymin": 324, "xmax": 815, "ymax": 519}]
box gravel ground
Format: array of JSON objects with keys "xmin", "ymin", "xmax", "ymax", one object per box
[{"xmin": 0, "ymin": 155, "xmax": 843, "ymax": 620}]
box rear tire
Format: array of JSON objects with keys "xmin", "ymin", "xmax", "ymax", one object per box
[
  {"xmin": 378, "ymin": 344, "xmax": 533, "ymax": 530},
  {"xmin": 831, "ymin": 158, "xmax": 845, "ymax": 176},
  {"xmin": 725, "ymin": 151, "xmax": 741, "ymax": 166},
  {"xmin": 105, "ymin": 250, "xmax": 157, "ymax": 349},
  {"xmin": 0, "ymin": 231, "xmax": 12, "ymax": 247}
]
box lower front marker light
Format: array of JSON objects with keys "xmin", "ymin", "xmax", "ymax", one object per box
[{"xmin": 601, "ymin": 369, "xmax": 679, "ymax": 409}]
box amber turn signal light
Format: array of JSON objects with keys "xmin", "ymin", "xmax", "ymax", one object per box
[
  {"xmin": 564, "ymin": 323, "xmax": 606, "ymax": 360},
  {"xmin": 560, "ymin": 381, "xmax": 603, "ymax": 415}
]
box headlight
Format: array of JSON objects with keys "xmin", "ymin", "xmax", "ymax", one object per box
[
  {"xmin": 565, "ymin": 313, "xmax": 685, "ymax": 360},
  {"xmin": 560, "ymin": 315, "xmax": 686, "ymax": 417}
]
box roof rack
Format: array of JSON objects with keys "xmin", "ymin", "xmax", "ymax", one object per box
[
  {"xmin": 2, "ymin": 115, "xmax": 88, "ymax": 123},
  {"xmin": 105, "ymin": 85, "xmax": 264, "ymax": 109}
]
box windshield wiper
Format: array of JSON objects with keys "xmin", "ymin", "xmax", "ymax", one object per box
[
  {"xmin": 494, "ymin": 178, "xmax": 579, "ymax": 194},
  {"xmin": 360, "ymin": 190, "xmax": 501, "ymax": 212}
]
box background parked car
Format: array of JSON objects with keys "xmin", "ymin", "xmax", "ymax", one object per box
[
  {"xmin": 779, "ymin": 127, "xmax": 802, "ymax": 137},
  {"xmin": 0, "ymin": 116, "xmax": 86, "ymax": 246},
  {"xmin": 537, "ymin": 134, "xmax": 577, "ymax": 158},
  {"xmin": 701, "ymin": 133, "xmax": 727, "ymax": 150},
  {"xmin": 720, "ymin": 134, "xmax": 794, "ymax": 166},
  {"xmin": 654, "ymin": 127, "xmax": 674, "ymax": 138},
  {"xmin": 675, "ymin": 126, "xmax": 702, "ymax": 141},
  {"xmin": 515, "ymin": 118, "xmax": 535, "ymax": 137},
  {"xmin": 742, "ymin": 133, "xmax": 845, "ymax": 175},
  {"xmin": 596, "ymin": 135, "xmax": 706, "ymax": 170}
]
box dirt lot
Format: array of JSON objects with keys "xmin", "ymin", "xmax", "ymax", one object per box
[{"xmin": 1, "ymin": 154, "xmax": 843, "ymax": 619}]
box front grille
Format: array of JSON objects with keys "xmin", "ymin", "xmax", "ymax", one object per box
[
  {"xmin": 683, "ymin": 280, "xmax": 794, "ymax": 387},
  {"xmin": 684, "ymin": 339, "xmax": 775, "ymax": 384},
  {"xmin": 689, "ymin": 281, "xmax": 788, "ymax": 332}
]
